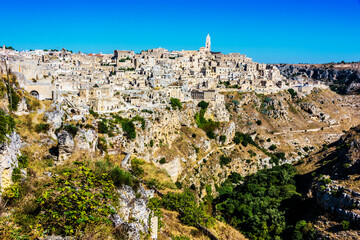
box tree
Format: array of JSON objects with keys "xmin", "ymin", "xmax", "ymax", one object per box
[
  {"xmin": 197, "ymin": 101, "xmax": 209, "ymax": 110},
  {"xmin": 287, "ymin": 88, "xmax": 297, "ymax": 99},
  {"xmin": 170, "ymin": 98, "xmax": 182, "ymax": 109}
]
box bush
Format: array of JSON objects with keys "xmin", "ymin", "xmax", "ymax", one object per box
[
  {"xmin": 0, "ymin": 110, "xmax": 16, "ymax": 144},
  {"xmin": 131, "ymin": 158, "xmax": 144, "ymax": 177},
  {"xmin": 36, "ymin": 165, "xmax": 117, "ymax": 236},
  {"xmin": 8, "ymin": 86, "xmax": 20, "ymax": 111},
  {"xmin": 11, "ymin": 167, "xmax": 22, "ymax": 182},
  {"xmin": 109, "ymin": 166, "xmax": 133, "ymax": 187},
  {"xmin": 97, "ymin": 137, "xmax": 107, "ymax": 152},
  {"xmin": 170, "ymin": 98, "xmax": 182, "ymax": 109},
  {"xmin": 159, "ymin": 190, "xmax": 214, "ymax": 227},
  {"xmin": 98, "ymin": 120, "xmax": 109, "ymax": 134},
  {"xmin": 149, "ymin": 139, "xmax": 154, "ymax": 147},
  {"xmin": 341, "ymin": 220, "xmax": 350, "ymax": 230},
  {"xmin": 191, "ymin": 133, "xmax": 196, "ymax": 138},
  {"xmin": 219, "ymin": 135, "xmax": 226, "ymax": 143},
  {"xmin": 35, "ymin": 123, "xmax": 50, "ymax": 133},
  {"xmin": 256, "ymin": 120, "xmax": 262, "ymax": 125},
  {"xmin": 63, "ymin": 124, "xmax": 78, "ymax": 137},
  {"xmin": 195, "ymin": 109, "xmax": 219, "ymax": 134},
  {"xmin": 220, "ymin": 155, "xmax": 232, "ymax": 166},
  {"xmin": 159, "ymin": 157, "xmax": 166, "ymax": 164},
  {"xmin": 18, "ymin": 153, "xmax": 29, "ymax": 169},
  {"xmin": 197, "ymin": 101, "xmax": 209, "ymax": 110},
  {"xmin": 288, "ymin": 88, "xmax": 298, "ymax": 99},
  {"xmin": 206, "ymin": 131, "xmax": 216, "ymax": 139},
  {"xmin": 269, "ymin": 144, "xmax": 277, "ymax": 151},
  {"xmin": 89, "ymin": 109, "xmax": 99, "ymax": 118}
]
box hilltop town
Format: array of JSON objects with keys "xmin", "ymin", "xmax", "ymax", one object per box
[
  {"xmin": 0, "ymin": 35, "xmax": 327, "ymax": 114},
  {"xmin": 1, "ymin": 36, "xmax": 360, "ymax": 240}
]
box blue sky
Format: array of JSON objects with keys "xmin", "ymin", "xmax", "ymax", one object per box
[{"xmin": 1, "ymin": 0, "xmax": 360, "ymax": 63}]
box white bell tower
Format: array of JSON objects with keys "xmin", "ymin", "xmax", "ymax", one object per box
[{"xmin": 205, "ymin": 34, "xmax": 211, "ymax": 52}]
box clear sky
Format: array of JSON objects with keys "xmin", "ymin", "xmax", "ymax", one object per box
[{"xmin": 1, "ymin": 0, "xmax": 360, "ymax": 63}]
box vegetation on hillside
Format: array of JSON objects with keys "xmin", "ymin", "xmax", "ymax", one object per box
[
  {"xmin": 194, "ymin": 102, "xmax": 219, "ymax": 139},
  {"xmin": 0, "ymin": 159, "xmax": 136, "ymax": 239},
  {"xmin": 0, "ymin": 110, "xmax": 16, "ymax": 143},
  {"xmin": 214, "ymin": 164, "xmax": 316, "ymax": 240}
]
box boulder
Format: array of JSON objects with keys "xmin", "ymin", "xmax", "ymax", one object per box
[{"xmin": 56, "ymin": 130, "xmax": 74, "ymax": 161}]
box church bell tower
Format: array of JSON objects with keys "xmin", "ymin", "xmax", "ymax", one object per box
[{"xmin": 205, "ymin": 34, "xmax": 211, "ymax": 52}]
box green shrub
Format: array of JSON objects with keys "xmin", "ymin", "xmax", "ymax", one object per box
[
  {"xmin": 18, "ymin": 153, "xmax": 29, "ymax": 169},
  {"xmin": 256, "ymin": 120, "xmax": 262, "ymax": 125},
  {"xmin": 191, "ymin": 133, "xmax": 196, "ymax": 138},
  {"xmin": 170, "ymin": 98, "xmax": 182, "ymax": 109},
  {"xmin": 288, "ymin": 88, "xmax": 297, "ymax": 99},
  {"xmin": 35, "ymin": 123, "xmax": 50, "ymax": 133},
  {"xmin": 131, "ymin": 158, "xmax": 144, "ymax": 177},
  {"xmin": 98, "ymin": 120, "xmax": 109, "ymax": 134},
  {"xmin": 150, "ymin": 139, "xmax": 154, "ymax": 147},
  {"xmin": 248, "ymin": 149, "xmax": 256, "ymax": 157},
  {"xmin": 269, "ymin": 144, "xmax": 277, "ymax": 151},
  {"xmin": 159, "ymin": 157, "xmax": 166, "ymax": 164},
  {"xmin": 89, "ymin": 109, "xmax": 99, "ymax": 118},
  {"xmin": 109, "ymin": 166, "xmax": 133, "ymax": 187},
  {"xmin": 36, "ymin": 165, "xmax": 117, "ymax": 236},
  {"xmin": 2, "ymin": 183, "xmax": 20, "ymax": 201},
  {"xmin": 206, "ymin": 131, "xmax": 216, "ymax": 139},
  {"xmin": 97, "ymin": 137, "xmax": 107, "ymax": 152},
  {"xmin": 159, "ymin": 190, "xmax": 214, "ymax": 227},
  {"xmin": 63, "ymin": 124, "xmax": 78, "ymax": 137},
  {"xmin": 0, "ymin": 110, "xmax": 16, "ymax": 144},
  {"xmin": 197, "ymin": 101, "xmax": 209, "ymax": 110},
  {"xmin": 195, "ymin": 109, "xmax": 219, "ymax": 134},
  {"xmin": 11, "ymin": 167, "xmax": 21, "ymax": 182},
  {"xmin": 8, "ymin": 86, "xmax": 20, "ymax": 111},
  {"xmin": 219, "ymin": 135, "xmax": 226, "ymax": 143},
  {"xmin": 341, "ymin": 220, "xmax": 350, "ymax": 230},
  {"xmin": 220, "ymin": 155, "xmax": 232, "ymax": 166}
]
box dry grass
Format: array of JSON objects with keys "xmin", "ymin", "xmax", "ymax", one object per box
[{"xmin": 159, "ymin": 209, "xmax": 247, "ymax": 240}]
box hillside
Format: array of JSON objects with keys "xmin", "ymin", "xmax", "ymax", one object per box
[
  {"xmin": 294, "ymin": 125, "xmax": 360, "ymax": 239},
  {"xmin": 1, "ymin": 72, "xmax": 360, "ymax": 239},
  {"xmin": 275, "ymin": 63, "xmax": 360, "ymax": 94}
]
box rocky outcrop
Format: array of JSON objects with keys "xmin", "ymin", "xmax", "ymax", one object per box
[
  {"xmin": 44, "ymin": 108, "xmax": 65, "ymax": 129},
  {"xmin": 56, "ymin": 130, "xmax": 74, "ymax": 161},
  {"xmin": 275, "ymin": 64, "xmax": 360, "ymax": 94},
  {"xmin": 110, "ymin": 185, "xmax": 155, "ymax": 240},
  {"xmin": 316, "ymin": 182, "xmax": 360, "ymax": 224},
  {"xmin": 0, "ymin": 132, "xmax": 21, "ymax": 191},
  {"xmin": 74, "ymin": 128, "xmax": 97, "ymax": 153}
]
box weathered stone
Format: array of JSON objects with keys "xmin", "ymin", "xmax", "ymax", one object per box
[
  {"xmin": 56, "ymin": 130, "xmax": 74, "ymax": 161},
  {"xmin": 0, "ymin": 132, "xmax": 21, "ymax": 191}
]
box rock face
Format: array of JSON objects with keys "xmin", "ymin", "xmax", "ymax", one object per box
[
  {"xmin": 44, "ymin": 108, "xmax": 65, "ymax": 129},
  {"xmin": 56, "ymin": 130, "xmax": 74, "ymax": 161},
  {"xmin": 316, "ymin": 182, "xmax": 360, "ymax": 224},
  {"xmin": 74, "ymin": 128, "xmax": 97, "ymax": 153},
  {"xmin": 0, "ymin": 132, "xmax": 21, "ymax": 191},
  {"xmin": 275, "ymin": 64, "xmax": 360, "ymax": 94},
  {"xmin": 111, "ymin": 185, "xmax": 155, "ymax": 240}
]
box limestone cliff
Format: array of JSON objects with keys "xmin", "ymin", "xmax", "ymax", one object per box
[{"xmin": 0, "ymin": 132, "xmax": 21, "ymax": 191}]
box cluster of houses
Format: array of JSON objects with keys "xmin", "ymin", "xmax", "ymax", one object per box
[{"xmin": 0, "ymin": 36, "xmax": 328, "ymax": 113}]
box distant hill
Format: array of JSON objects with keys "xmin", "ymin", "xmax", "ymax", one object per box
[{"xmin": 274, "ymin": 62, "xmax": 360, "ymax": 95}]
